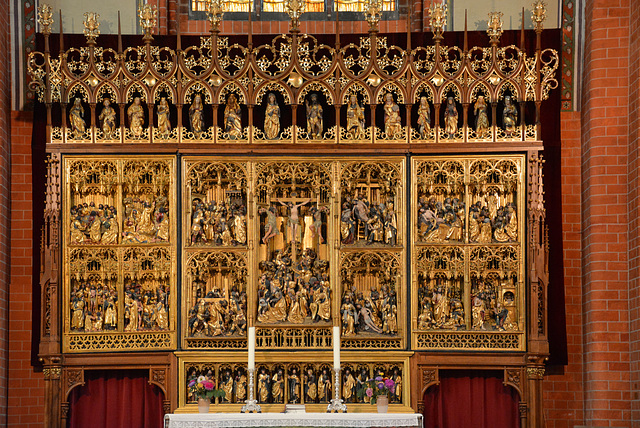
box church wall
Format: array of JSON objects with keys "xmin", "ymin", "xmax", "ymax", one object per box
[
  {"xmin": 580, "ymin": 0, "xmax": 632, "ymax": 424},
  {"xmin": 8, "ymin": 111, "xmax": 45, "ymax": 427}
]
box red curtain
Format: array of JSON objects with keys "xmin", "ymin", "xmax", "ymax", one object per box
[
  {"xmin": 68, "ymin": 370, "xmax": 165, "ymax": 428},
  {"xmin": 423, "ymin": 370, "xmax": 520, "ymax": 428}
]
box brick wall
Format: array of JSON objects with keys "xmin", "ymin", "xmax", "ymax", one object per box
[
  {"xmin": 0, "ymin": 0, "xmax": 10, "ymax": 422},
  {"xmin": 8, "ymin": 111, "xmax": 45, "ymax": 427},
  {"xmin": 580, "ymin": 0, "xmax": 632, "ymax": 425}
]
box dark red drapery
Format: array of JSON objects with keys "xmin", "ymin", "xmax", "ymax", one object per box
[
  {"xmin": 423, "ymin": 370, "xmax": 520, "ymax": 428},
  {"xmin": 68, "ymin": 369, "xmax": 165, "ymax": 428}
]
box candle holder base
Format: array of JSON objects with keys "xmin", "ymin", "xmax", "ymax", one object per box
[
  {"xmin": 241, "ymin": 400, "xmax": 262, "ymax": 413},
  {"xmin": 326, "ymin": 398, "xmax": 347, "ymax": 413}
]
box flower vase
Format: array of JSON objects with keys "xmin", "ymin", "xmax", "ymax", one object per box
[
  {"xmin": 376, "ymin": 395, "xmax": 389, "ymax": 413},
  {"xmin": 197, "ymin": 398, "xmax": 210, "ymax": 413}
]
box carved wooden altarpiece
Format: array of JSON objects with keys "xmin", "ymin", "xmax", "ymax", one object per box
[{"xmin": 31, "ymin": 1, "xmax": 556, "ymax": 426}]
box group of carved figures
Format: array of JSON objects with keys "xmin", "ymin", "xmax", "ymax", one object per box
[
  {"xmin": 123, "ymin": 282, "xmax": 170, "ymax": 331},
  {"xmin": 66, "ymin": 93, "xmax": 519, "ymax": 140},
  {"xmin": 260, "ymin": 200, "xmax": 326, "ymax": 248},
  {"xmin": 187, "ymin": 368, "xmax": 248, "ymax": 403},
  {"xmin": 190, "ymin": 198, "xmax": 247, "ymax": 246},
  {"xmin": 340, "ymin": 196, "xmax": 397, "ymax": 246},
  {"xmin": 257, "ymin": 246, "xmax": 331, "ymax": 324},
  {"xmin": 341, "ymin": 367, "xmax": 402, "ymax": 404},
  {"xmin": 188, "ymin": 285, "xmax": 247, "ymax": 337},
  {"xmin": 70, "ymin": 282, "xmax": 118, "ymax": 332},
  {"xmin": 418, "ymin": 196, "xmax": 518, "ymax": 243},
  {"xmin": 71, "ymin": 197, "xmax": 169, "ymax": 245},
  {"xmin": 70, "ymin": 202, "xmax": 120, "ymax": 245},
  {"xmin": 340, "ymin": 285, "xmax": 398, "ymax": 336},
  {"xmin": 416, "ymin": 279, "xmax": 517, "ymax": 331}
]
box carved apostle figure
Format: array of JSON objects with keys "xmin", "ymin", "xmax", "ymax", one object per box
[
  {"xmin": 383, "ymin": 93, "xmax": 402, "ymax": 138},
  {"xmin": 224, "ymin": 93, "xmax": 242, "ymax": 139},
  {"xmin": 264, "ymin": 92, "xmax": 281, "ymax": 139},
  {"xmin": 189, "ymin": 94, "xmax": 204, "ymax": 138},
  {"xmin": 346, "ymin": 94, "xmax": 365, "ymax": 139},
  {"xmin": 474, "ymin": 95, "xmax": 489, "ymax": 138},
  {"xmin": 98, "ymin": 98, "xmax": 116, "ymax": 139},
  {"xmin": 69, "ymin": 98, "xmax": 86, "ymax": 138},
  {"xmin": 417, "ymin": 96, "xmax": 431, "ymax": 139},
  {"xmin": 127, "ymin": 97, "xmax": 145, "ymax": 137},
  {"xmin": 156, "ymin": 97, "xmax": 171, "ymax": 139},
  {"xmin": 503, "ymin": 95, "xmax": 518, "ymax": 136},
  {"xmin": 305, "ymin": 93, "xmax": 323, "ymax": 139},
  {"xmin": 444, "ymin": 96, "xmax": 458, "ymax": 138}
]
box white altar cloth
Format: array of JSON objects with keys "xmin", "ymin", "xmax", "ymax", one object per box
[{"xmin": 164, "ymin": 412, "xmax": 423, "ymax": 428}]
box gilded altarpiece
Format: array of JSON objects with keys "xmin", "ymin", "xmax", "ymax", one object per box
[
  {"xmin": 411, "ymin": 156, "xmax": 525, "ymax": 351},
  {"xmin": 63, "ymin": 156, "xmax": 177, "ymax": 352}
]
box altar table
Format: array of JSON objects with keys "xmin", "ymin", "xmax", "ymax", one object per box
[{"xmin": 164, "ymin": 412, "xmax": 423, "ymax": 428}]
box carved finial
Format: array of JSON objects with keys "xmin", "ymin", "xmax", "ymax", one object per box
[
  {"xmin": 429, "ymin": 0, "xmax": 447, "ymax": 41},
  {"xmin": 285, "ymin": 0, "xmax": 306, "ymax": 33},
  {"xmin": 531, "ymin": 0, "xmax": 546, "ymax": 32},
  {"xmin": 363, "ymin": 0, "xmax": 382, "ymax": 33},
  {"xmin": 486, "ymin": 11, "xmax": 503, "ymax": 46},
  {"xmin": 206, "ymin": 0, "xmax": 225, "ymax": 33},
  {"xmin": 138, "ymin": 3, "xmax": 157, "ymax": 42},
  {"xmin": 37, "ymin": 4, "xmax": 54, "ymax": 36},
  {"xmin": 83, "ymin": 12, "xmax": 100, "ymax": 44}
]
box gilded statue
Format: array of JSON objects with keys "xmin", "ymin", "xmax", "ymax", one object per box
[
  {"xmin": 503, "ymin": 95, "xmax": 518, "ymax": 136},
  {"xmin": 224, "ymin": 94, "xmax": 242, "ymax": 139},
  {"xmin": 157, "ymin": 97, "xmax": 171, "ymax": 139},
  {"xmin": 235, "ymin": 369, "xmax": 247, "ymax": 402},
  {"xmin": 127, "ymin": 97, "xmax": 145, "ymax": 137},
  {"xmin": 222, "ymin": 370, "xmax": 234, "ymax": 402},
  {"xmin": 444, "ymin": 96, "xmax": 458, "ymax": 138},
  {"xmin": 417, "ymin": 96, "xmax": 431, "ymax": 139},
  {"xmin": 494, "ymin": 203, "xmax": 518, "ymax": 242},
  {"xmin": 189, "ymin": 94, "xmax": 204, "ymax": 138},
  {"xmin": 304, "ymin": 368, "xmax": 317, "ymax": 402},
  {"xmin": 342, "ymin": 369, "xmax": 356, "ymax": 402},
  {"xmin": 340, "ymin": 296, "xmax": 357, "ymax": 336},
  {"xmin": 474, "ymin": 95, "xmax": 489, "ymax": 138},
  {"xmin": 278, "ymin": 198, "xmax": 310, "ymax": 244},
  {"xmin": 391, "ymin": 368, "xmax": 402, "ymax": 403},
  {"xmin": 288, "ymin": 368, "xmax": 300, "ymax": 404},
  {"xmin": 98, "ymin": 98, "xmax": 116, "ymax": 139},
  {"xmin": 264, "ymin": 92, "xmax": 280, "ymax": 139},
  {"xmin": 257, "ymin": 368, "xmax": 271, "ymax": 403},
  {"xmin": 69, "ymin": 98, "xmax": 86, "ymax": 138},
  {"xmin": 317, "ymin": 368, "xmax": 331, "ymax": 402},
  {"xmin": 346, "ymin": 94, "xmax": 365, "ymax": 139},
  {"xmin": 305, "ymin": 94, "xmax": 323, "ymax": 139},
  {"xmin": 272, "ymin": 369, "xmax": 284, "ymax": 403},
  {"xmin": 383, "ymin": 93, "xmax": 402, "ymax": 138},
  {"xmin": 260, "ymin": 206, "xmax": 278, "ymax": 244}
]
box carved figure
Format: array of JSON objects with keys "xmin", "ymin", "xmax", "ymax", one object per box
[
  {"xmin": 288, "ymin": 368, "xmax": 300, "ymax": 404},
  {"xmin": 342, "ymin": 369, "xmax": 356, "ymax": 402},
  {"xmin": 98, "ymin": 98, "xmax": 116, "ymax": 139},
  {"xmin": 157, "ymin": 97, "xmax": 171, "ymax": 139},
  {"xmin": 272, "ymin": 369, "xmax": 284, "ymax": 403},
  {"xmin": 503, "ymin": 95, "xmax": 518, "ymax": 136},
  {"xmin": 383, "ymin": 93, "xmax": 402, "ymax": 138},
  {"xmin": 189, "ymin": 94, "xmax": 204, "ymax": 137},
  {"xmin": 127, "ymin": 97, "xmax": 145, "ymax": 137},
  {"xmin": 264, "ymin": 93, "xmax": 280, "ymax": 139},
  {"xmin": 305, "ymin": 94, "xmax": 323, "ymax": 139},
  {"xmin": 278, "ymin": 198, "xmax": 310, "ymax": 244},
  {"xmin": 474, "ymin": 96, "xmax": 489, "ymax": 138},
  {"xmin": 444, "ymin": 96, "xmax": 458, "ymax": 138},
  {"xmin": 69, "ymin": 98, "xmax": 86, "ymax": 138},
  {"xmin": 317, "ymin": 368, "xmax": 331, "ymax": 402},
  {"xmin": 260, "ymin": 206, "xmax": 278, "ymax": 245},
  {"xmin": 417, "ymin": 96, "xmax": 431, "ymax": 139},
  {"xmin": 346, "ymin": 94, "xmax": 365, "ymax": 139},
  {"xmin": 257, "ymin": 368, "xmax": 271, "ymax": 403},
  {"xmin": 224, "ymin": 94, "xmax": 242, "ymax": 139},
  {"xmin": 235, "ymin": 370, "xmax": 247, "ymax": 402},
  {"xmin": 304, "ymin": 368, "xmax": 317, "ymax": 402}
]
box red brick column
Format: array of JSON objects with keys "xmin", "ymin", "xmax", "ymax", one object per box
[
  {"xmin": 543, "ymin": 110, "xmax": 586, "ymax": 428},
  {"xmin": 0, "ymin": 0, "xmax": 10, "ymax": 422},
  {"xmin": 628, "ymin": 0, "xmax": 640, "ymax": 421},
  {"xmin": 581, "ymin": 0, "xmax": 632, "ymax": 424}
]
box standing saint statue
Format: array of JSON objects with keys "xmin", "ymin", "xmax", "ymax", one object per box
[
  {"xmin": 189, "ymin": 94, "xmax": 204, "ymax": 138},
  {"xmin": 98, "ymin": 98, "xmax": 116, "ymax": 139},
  {"xmin": 157, "ymin": 97, "xmax": 171, "ymax": 139},
  {"xmin": 305, "ymin": 94, "xmax": 323, "ymax": 139},
  {"xmin": 127, "ymin": 97, "xmax": 145, "ymax": 137},
  {"xmin": 346, "ymin": 94, "xmax": 365, "ymax": 139},
  {"xmin": 474, "ymin": 95, "xmax": 489, "ymax": 138},
  {"xmin": 416, "ymin": 96, "xmax": 431, "ymax": 139},
  {"xmin": 383, "ymin": 93, "xmax": 402, "ymax": 138},
  {"xmin": 69, "ymin": 98, "xmax": 86, "ymax": 138},
  {"xmin": 264, "ymin": 92, "xmax": 280, "ymax": 139},
  {"xmin": 224, "ymin": 93, "xmax": 242, "ymax": 139},
  {"xmin": 443, "ymin": 96, "xmax": 458, "ymax": 139},
  {"xmin": 503, "ymin": 95, "xmax": 518, "ymax": 137}
]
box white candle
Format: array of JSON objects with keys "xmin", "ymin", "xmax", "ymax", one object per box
[
  {"xmin": 248, "ymin": 326, "xmax": 256, "ymax": 370},
  {"xmin": 333, "ymin": 325, "xmax": 340, "ymax": 370}
]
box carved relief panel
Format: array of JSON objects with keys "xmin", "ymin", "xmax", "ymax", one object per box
[
  {"xmin": 412, "ymin": 156, "xmax": 525, "ymax": 351},
  {"xmin": 63, "ymin": 156, "xmax": 176, "ymax": 352}
]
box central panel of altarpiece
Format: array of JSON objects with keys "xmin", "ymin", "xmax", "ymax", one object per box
[{"xmin": 32, "ymin": 1, "xmax": 556, "ymax": 425}]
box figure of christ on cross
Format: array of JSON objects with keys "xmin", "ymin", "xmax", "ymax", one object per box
[{"xmin": 278, "ymin": 198, "xmax": 311, "ymax": 245}]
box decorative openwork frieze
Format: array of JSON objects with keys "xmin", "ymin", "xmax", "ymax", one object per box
[{"xmin": 30, "ymin": 2, "xmax": 558, "ymax": 145}]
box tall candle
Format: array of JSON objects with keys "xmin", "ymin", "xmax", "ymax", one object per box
[
  {"xmin": 333, "ymin": 325, "xmax": 340, "ymax": 370},
  {"xmin": 248, "ymin": 326, "xmax": 256, "ymax": 370}
]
